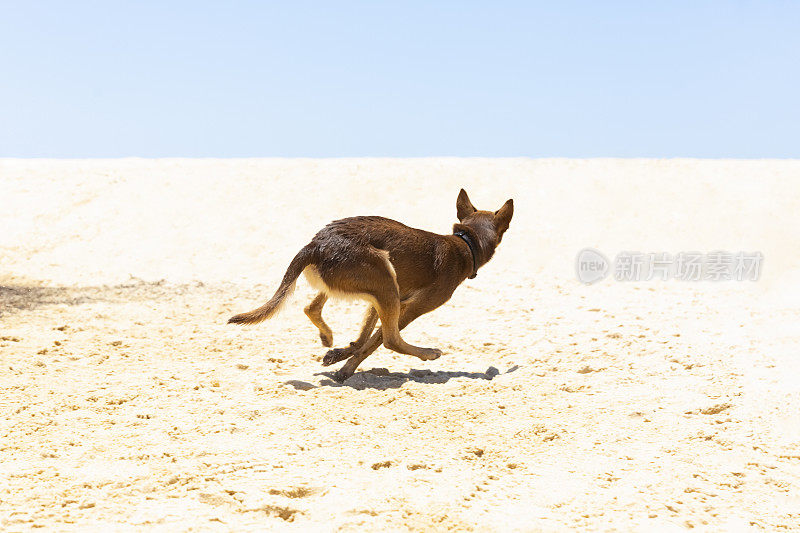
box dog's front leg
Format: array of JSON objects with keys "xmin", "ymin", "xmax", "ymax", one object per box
[
  {"xmin": 322, "ymin": 306, "xmax": 378, "ymax": 366},
  {"xmin": 332, "ymin": 330, "xmax": 384, "ymax": 382}
]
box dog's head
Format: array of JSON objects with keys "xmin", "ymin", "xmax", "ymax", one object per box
[{"xmin": 455, "ymin": 188, "xmax": 514, "ymax": 246}]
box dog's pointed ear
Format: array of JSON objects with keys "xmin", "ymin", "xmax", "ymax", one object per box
[
  {"xmin": 456, "ymin": 188, "xmax": 476, "ymax": 221},
  {"xmin": 494, "ymin": 199, "xmax": 514, "ymax": 233}
]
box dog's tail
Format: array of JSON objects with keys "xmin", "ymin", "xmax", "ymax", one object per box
[{"xmin": 228, "ymin": 246, "xmax": 313, "ymax": 325}]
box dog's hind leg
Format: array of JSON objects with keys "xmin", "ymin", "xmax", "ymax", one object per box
[
  {"xmin": 322, "ymin": 306, "xmax": 377, "ymax": 366},
  {"xmin": 304, "ymin": 293, "xmax": 333, "ymax": 347},
  {"xmin": 317, "ymin": 246, "xmax": 438, "ymax": 376},
  {"xmin": 333, "ymin": 298, "xmax": 441, "ymax": 382},
  {"xmin": 374, "ymin": 293, "xmax": 442, "ymax": 361}
]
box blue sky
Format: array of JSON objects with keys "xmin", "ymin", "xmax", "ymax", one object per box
[{"xmin": 1, "ymin": 1, "xmax": 798, "ymax": 157}]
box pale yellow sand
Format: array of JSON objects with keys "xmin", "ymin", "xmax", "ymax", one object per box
[{"xmin": 1, "ymin": 158, "xmax": 799, "ymax": 531}]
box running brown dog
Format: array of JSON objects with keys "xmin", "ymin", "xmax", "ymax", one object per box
[{"xmin": 228, "ymin": 189, "xmax": 513, "ymax": 382}]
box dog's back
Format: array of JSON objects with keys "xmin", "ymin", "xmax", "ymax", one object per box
[{"xmin": 307, "ymin": 216, "xmax": 446, "ymax": 296}]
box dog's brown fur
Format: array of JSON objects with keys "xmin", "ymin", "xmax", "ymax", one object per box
[{"xmin": 228, "ymin": 189, "xmax": 513, "ymax": 382}]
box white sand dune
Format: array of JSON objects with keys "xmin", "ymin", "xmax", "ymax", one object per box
[{"xmin": 1, "ymin": 158, "xmax": 799, "ymax": 530}]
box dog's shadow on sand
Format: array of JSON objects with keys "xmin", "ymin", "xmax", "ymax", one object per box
[{"xmin": 286, "ymin": 365, "xmax": 519, "ymax": 391}]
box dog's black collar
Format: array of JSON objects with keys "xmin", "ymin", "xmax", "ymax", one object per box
[{"xmin": 454, "ymin": 231, "xmax": 479, "ymax": 279}]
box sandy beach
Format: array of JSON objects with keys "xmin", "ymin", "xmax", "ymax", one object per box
[{"xmin": 1, "ymin": 158, "xmax": 799, "ymax": 531}]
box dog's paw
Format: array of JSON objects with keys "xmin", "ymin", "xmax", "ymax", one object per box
[
  {"xmin": 332, "ymin": 368, "xmax": 352, "ymax": 383},
  {"xmin": 419, "ymin": 348, "xmax": 443, "ymax": 361},
  {"xmin": 322, "ymin": 347, "xmax": 352, "ymax": 366},
  {"xmin": 319, "ymin": 331, "xmax": 333, "ymax": 348}
]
